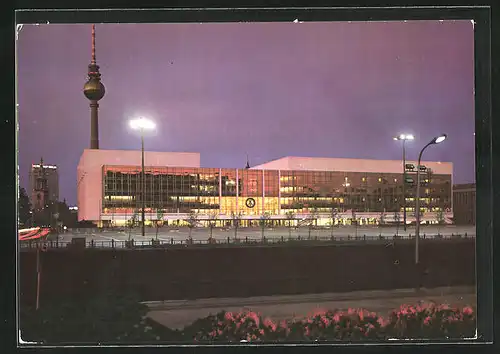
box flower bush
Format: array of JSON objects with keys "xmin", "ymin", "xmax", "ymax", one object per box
[
  {"xmin": 180, "ymin": 303, "xmax": 476, "ymax": 343},
  {"xmin": 21, "ymin": 299, "xmax": 476, "ymax": 344},
  {"xmin": 383, "ymin": 303, "xmax": 476, "ymax": 339}
]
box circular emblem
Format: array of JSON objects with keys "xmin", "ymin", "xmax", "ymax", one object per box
[{"xmin": 245, "ymin": 198, "xmax": 256, "ymax": 208}]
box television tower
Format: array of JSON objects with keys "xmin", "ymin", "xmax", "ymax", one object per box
[{"xmin": 83, "ymin": 24, "xmax": 105, "ymax": 149}]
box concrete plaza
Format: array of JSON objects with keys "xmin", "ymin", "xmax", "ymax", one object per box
[{"xmin": 55, "ymin": 225, "xmax": 475, "ymax": 246}]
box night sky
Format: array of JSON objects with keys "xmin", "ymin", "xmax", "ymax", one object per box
[{"xmin": 17, "ymin": 20, "xmax": 475, "ymax": 205}]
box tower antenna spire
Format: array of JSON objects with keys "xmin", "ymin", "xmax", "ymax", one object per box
[
  {"xmin": 91, "ymin": 24, "xmax": 96, "ymax": 65},
  {"xmin": 245, "ymin": 153, "xmax": 250, "ymax": 169}
]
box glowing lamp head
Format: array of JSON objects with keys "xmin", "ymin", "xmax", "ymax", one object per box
[
  {"xmin": 433, "ymin": 134, "xmax": 447, "ymax": 144},
  {"xmin": 394, "ymin": 134, "xmax": 415, "ymax": 141},
  {"xmin": 129, "ymin": 117, "xmax": 156, "ymax": 131}
]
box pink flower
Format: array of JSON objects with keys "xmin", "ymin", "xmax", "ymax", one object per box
[
  {"xmin": 224, "ymin": 312, "xmax": 234, "ymax": 321},
  {"xmin": 251, "ymin": 334, "xmax": 257, "ymax": 340},
  {"xmin": 313, "ymin": 308, "xmax": 327, "ymax": 317},
  {"xmin": 217, "ymin": 329, "xmax": 223, "ymax": 335},
  {"xmin": 348, "ymin": 308, "xmax": 356, "ymax": 315},
  {"xmin": 263, "ymin": 318, "xmax": 277, "ymax": 331},
  {"xmin": 246, "ymin": 312, "xmax": 260, "ymax": 327},
  {"xmin": 377, "ymin": 317, "xmax": 386, "ymax": 326},
  {"xmin": 463, "ymin": 306, "xmax": 473, "ymax": 315},
  {"xmin": 358, "ymin": 310, "xmax": 364, "ymax": 321},
  {"xmin": 259, "ymin": 329, "xmax": 265, "ymax": 335},
  {"xmin": 217, "ymin": 321, "xmax": 223, "ymax": 326},
  {"xmin": 423, "ymin": 316, "xmax": 432, "ymax": 325},
  {"xmin": 209, "ymin": 330, "xmax": 217, "ymax": 337},
  {"xmin": 333, "ymin": 314, "xmax": 341, "ymax": 322},
  {"xmin": 367, "ymin": 323, "xmax": 375, "ymax": 330},
  {"xmin": 321, "ymin": 316, "xmax": 330, "ymax": 327}
]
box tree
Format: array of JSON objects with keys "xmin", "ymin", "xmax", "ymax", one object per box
[
  {"xmin": 306, "ymin": 209, "xmax": 319, "ymax": 239},
  {"xmin": 285, "ymin": 211, "xmax": 295, "ymax": 239},
  {"xmin": 436, "ymin": 209, "xmax": 445, "ymax": 236},
  {"xmin": 32, "ymin": 200, "xmax": 70, "ymax": 231},
  {"xmin": 259, "ymin": 213, "xmax": 271, "ymax": 241},
  {"xmin": 230, "ymin": 212, "xmax": 242, "ymax": 239},
  {"xmin": 351, "ymin": 210, "xmax": 358, "ymax": 238},
  {"xmin": 394, "ymin": 211, "xmax": 401, "ymax": 237},
  {"xmin": 186, "ymin": 211, "xmax": 199, "ymax": 240},
  {"xmin": 154, "ymin": 207, "xmax": 164, "ymax": 241},
  {"xmin": 329, "ymin": 207, "xmax": 338, "ymax": 237},
  {"xmin": 18, "ymin": 187, "xmax": 32, "ymax": 227},
  {"xmin": 207, "ymin": 212, "xmax": 218, "ymax": 240},
  {"xmin": 32, "ymin": 203, "xmax": 51, "ymax": 227},
  {"xmin": 127, "ymin": 211, "xmax": 139, "ymax": 241},
  {"xmin": 379, "ymin": 211, "xmax": 386, "ymax": 226}
]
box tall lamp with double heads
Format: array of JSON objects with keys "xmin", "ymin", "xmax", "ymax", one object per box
[
  {"xmin": 393, "ymin": 134, "xmax": 415, "ymax": 231},
  {"xmin": 415, "ymin": 134, "xmax": 447, "ymax": 264},
  {"xmin": 129, "ymin": 117, "xmax": 156, "ymax": 237}
]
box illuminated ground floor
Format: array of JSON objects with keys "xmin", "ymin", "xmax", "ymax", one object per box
[{"xmin": 97, "ymin": 210, "xmax": 453, "ymax": 228}]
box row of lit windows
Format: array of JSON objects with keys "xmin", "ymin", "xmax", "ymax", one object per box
[
  {"xmin": 105, "ymin": 172, "xmax": 450, "ymax": 187},
  {"xmin": 105, "ymin": 168, "xmax": 446, "ymax": 180},
  {"xmin": 102, "ymin": 206, "xmax": 446, "ymax": 216}
]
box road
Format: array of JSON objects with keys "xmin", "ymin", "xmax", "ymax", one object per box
[{"xmin": 145, "ymin": 286, "xmax": 476, "ymax": 330}]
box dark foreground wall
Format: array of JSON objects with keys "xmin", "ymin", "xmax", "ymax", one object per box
[{"xmin": 20, "ymin": 240, "xmax": 475, "ymax": 305}]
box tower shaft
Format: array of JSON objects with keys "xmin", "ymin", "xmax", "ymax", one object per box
[{"xmin": 90, "ymin": 101, "xmax": 99, "ymax": 149}]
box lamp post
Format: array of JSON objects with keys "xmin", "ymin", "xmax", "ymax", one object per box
[
  {"xmin": 129, "ymin": 117, "xmax": 156, "ymax": 237},
  {"xmin": 415, "ymin": 134, "xmax": 447, "ymax": 264},
  {"xmin": 393, "ymin": 134, "xmax": 414, "ymax": 231}
]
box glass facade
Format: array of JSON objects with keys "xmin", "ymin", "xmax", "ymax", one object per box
[{"xmin": 102, "ymin": 165, "xmax": 452, "ymax": 224}]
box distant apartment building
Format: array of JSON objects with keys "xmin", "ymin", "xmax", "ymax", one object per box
[
  {"xmin": 453, "ymin": 183, "xmax": 476, "ymax": 225},
  {"xmin": 29, "ymin": 161, "xmax": 59, "ymax": 209}
]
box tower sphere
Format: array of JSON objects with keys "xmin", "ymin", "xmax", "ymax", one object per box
[{"xmin": 83, "ymin": 79, "xmax": 105, "ymax": 101}]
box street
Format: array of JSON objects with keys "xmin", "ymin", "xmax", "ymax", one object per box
[{"xmin": 145, "ymin": 286, "xmax": 476, "ymax": 330}]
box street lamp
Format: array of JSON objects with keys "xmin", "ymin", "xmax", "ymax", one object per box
[
  {"xmin": 129, "ymin": 117, "xmax": 156, "ymax": 237},
  {"xmin": 393, "ymin": 134, "xmax": 415, "ymax": 231},
  {"xmin": 415, "ymin": 134, "xmax": 447, "ymax": 264}
]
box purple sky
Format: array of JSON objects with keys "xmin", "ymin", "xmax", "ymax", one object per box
[{"xmin": 17, "ymin": 21, "xmax": 475, "ymax": 205}]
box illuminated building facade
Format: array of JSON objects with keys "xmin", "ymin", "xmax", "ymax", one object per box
[
  {"xmin": 78, "ymin": 150, "xmax": 453, "ymax": 227},
  {"xmin": 452, "ymin": 183, "xmax": 475, "ymax": 225}
]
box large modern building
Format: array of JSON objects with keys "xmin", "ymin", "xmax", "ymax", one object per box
[
  {"xmin": 453, "ymin": 183, "xmax": 476, "ymax": 225},
  {"xmin": 29, "ymin": 161, "xmax": 59, "ymax": 209},
  {"xmin": 77, "ymin": 150, "xmax": 453, "ymax": 227}
]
